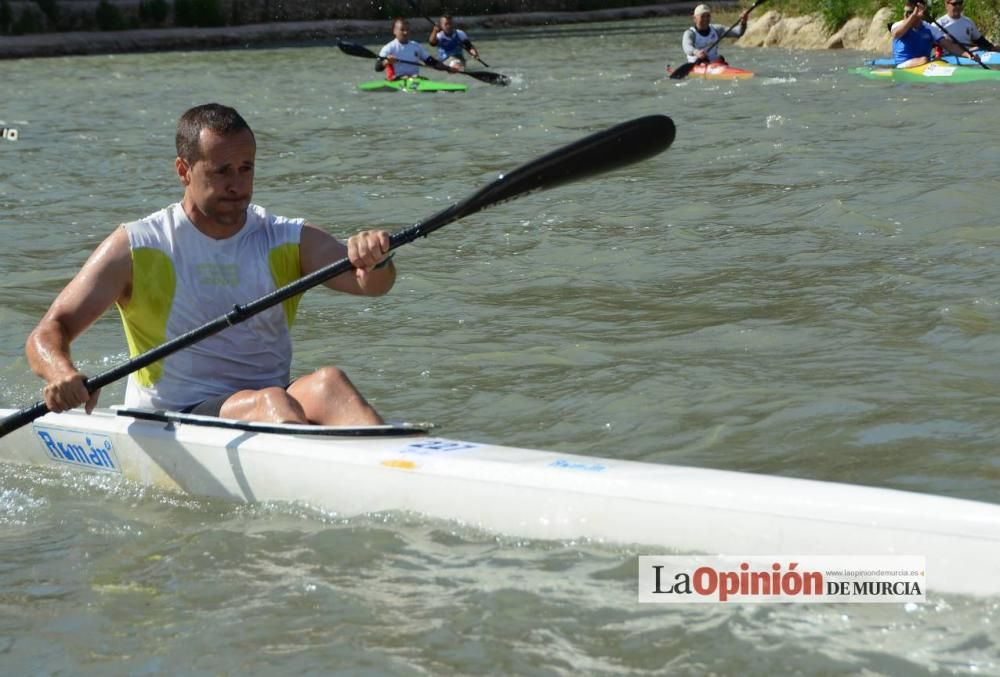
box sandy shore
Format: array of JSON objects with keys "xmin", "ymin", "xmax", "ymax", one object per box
[{"xmin": 0, "ymin": 3, "xmax": 713, "ymax": 60}]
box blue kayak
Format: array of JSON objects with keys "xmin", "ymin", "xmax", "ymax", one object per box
[{"xmin": 866, "ymin": 51, "xmax": 1000, "ymax": 67}]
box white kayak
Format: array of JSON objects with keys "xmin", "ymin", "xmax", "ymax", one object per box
[{"xmin": 1, "ymin": 406, "xmax": 999, "ymax": 597}]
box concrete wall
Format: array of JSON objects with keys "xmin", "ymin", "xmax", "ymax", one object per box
[{"xmin": 3, "ymin": 0, "xmax": 669, "ymax": 28}]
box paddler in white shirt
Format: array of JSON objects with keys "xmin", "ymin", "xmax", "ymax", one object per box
[
  {"xmin": 682, "ymin": 4, "xmax": 750, "ymax": 64},
  {"xmin": 377, "ymin": 17, "xmax": 447, "ymax": 81},
  {"xmin": 25, "ymin": 103, "xmax": 395, "ymax": 426},
  {"xmin": 936, "ymin": 0, "xmax": 996, "ymax": 52}
]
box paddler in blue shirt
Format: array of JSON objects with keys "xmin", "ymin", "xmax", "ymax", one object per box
[
  {"xmin": 428, "ymin": 15, "xmax": 482, "ymax": 71},
  {"xmin": 377, "ymin": 18, "xmax": 444, "ymax": 80},
  {"xmin": 682, "ymin": 4, "xmax": 750, "ymax": 64},
  {"xmin": 891, "ymin": 0, "xmax": 971, "ymax": 67}
]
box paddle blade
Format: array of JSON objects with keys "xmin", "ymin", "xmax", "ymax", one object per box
[
  {"xmin": 474, "ymin": 114, "xmax": 674, "ymax": 205},
  {"xmin": 401, "ymin": 115, "xmax": 675, "ymax": 238},
  {"xmin": 465, "ymin": 70, "xmax": 510, "ymax": 86},
  {"xmin": 669, "ymin": 62, "xmax": 697, "ymax": 80},
  {"xmin": 337, "ymin": 40, "xmax": 378, "ymax": 60}
]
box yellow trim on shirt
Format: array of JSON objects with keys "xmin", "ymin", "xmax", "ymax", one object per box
[
  {"xmin": 268, "ymin": 242, "xmax": 302, "ymax": 328},
  {"xmin": 116, "ymin": 247, "xmax": 176, "ymax": 387}
]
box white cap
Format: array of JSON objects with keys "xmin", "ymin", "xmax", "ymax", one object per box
[{"xmin": 694, "ymin": 4, "xmax": 711, "ymax": 15}]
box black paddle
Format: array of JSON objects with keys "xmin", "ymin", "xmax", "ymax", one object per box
[
  {"xmin": 0, "ymin": 114, "xmax": 676, "ymax": 439},
  {"xmin": 404, "ymin": 0, "xmax": 492, "ymax": 68},
  {"xmin": 337, "ymin": 40, "xmax": 509, "ymax": 86},
  {"xmin": 669, "ymin": 0, "xmax": 766, "ymax": 80}
]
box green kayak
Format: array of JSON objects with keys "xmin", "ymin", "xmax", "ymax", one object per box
[
  {"xmin": 358, "ymin": 77, "xmax": 467, "ymax": 93},
  {"xmin": 852, "ymin": 60, "xmax": 1000, "ymax": 83}
]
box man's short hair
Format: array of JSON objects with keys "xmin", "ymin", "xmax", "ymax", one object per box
[{"xmin": 175, "ymin": 103, "xmax": 254, "ymax": 165}]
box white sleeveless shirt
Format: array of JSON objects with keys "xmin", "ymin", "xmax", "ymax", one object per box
[
  {"xmin": 683, "ymin": 24, "xmax": 743, "ymax": 63},
  {"xmin": 117, "ymin": 203, "xmax": 305, "ymax": 410}
]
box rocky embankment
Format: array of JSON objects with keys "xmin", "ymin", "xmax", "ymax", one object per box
[{"xmin": 738, "ymin": 8, "xmax": 895, "ymax": 53}]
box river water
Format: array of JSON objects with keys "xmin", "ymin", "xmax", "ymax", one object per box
[{"xmin": 1, "ymin": 17, "xmax": 999, "ymax": 675}]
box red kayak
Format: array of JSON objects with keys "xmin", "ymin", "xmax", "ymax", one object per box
[{"xmin": 667, "ymin": 62, "xmax": 754, "ymax": 79}]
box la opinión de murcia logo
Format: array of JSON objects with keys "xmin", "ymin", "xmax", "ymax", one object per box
[{"xmin": 638, "ymin": 556, "xmax": 926, "ymax": 604}]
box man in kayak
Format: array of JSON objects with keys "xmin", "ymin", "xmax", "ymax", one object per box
[
  {"xmin": 428, "ymin": 14, "xmax": 482, "ymax": 71},
  {"xmin": 936, "ymin": 0, "xmax": 996, "ymax": 52},
  {"xmin": 891, "ymin": 0, "xmax": 971, "ymax": 67},
  {"xmin": 377, "ymin": 17, "xmax": 445, "ymax": 80},
  {"xmin": 682, "ymin": 4, "xmax": 751, "ymax": 64},
  {"xmin": 25, "ymin": 103, "xmax": 395, "ymax": 426}
]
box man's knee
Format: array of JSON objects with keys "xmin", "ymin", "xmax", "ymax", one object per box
[
  {"xmin": 219, "ymin": 386, "xmax": 305, "ymax": 423},
  {"xmin": 256, "ymin": 386, "xmax": 300, "ymax": 412},
  {"xmin": 261, "ymin": 385, "xmax": 289, "ymax": 397},
  {"xmin": 310, "ymin": 366, "xmax": 354, "ymax": 392}
]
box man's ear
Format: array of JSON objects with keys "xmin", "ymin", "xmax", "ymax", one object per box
[{"xmin": 176, "ymin": 156, "xmax": 191, "ymax": 185}]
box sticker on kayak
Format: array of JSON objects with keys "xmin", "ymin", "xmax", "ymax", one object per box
[
  {"xmin": 381, "ymin": 459, "xmax": 418, "ymax": 470},
  {"xmin": 548, "ymin": 459, "xmax": 608, "ymax": 473},
  {"xmin": 400, "ymin": 439, "xmax": 478, "ymax": 455},
  {"xmin": 33, "ymin": 425, "xmax": 120, "ymax": 473},
  {"xmin": 924, "ymin": 64, "xmax": 956, "ymax": 76}
]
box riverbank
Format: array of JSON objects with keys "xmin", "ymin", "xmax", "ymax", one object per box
[
  {"xmin": 0, "ymin": 3, "xmax": 704, "ymax": 59},
  {"xmin": 0, "ymin": 2, "xmax": 910, "ymax": 61}
]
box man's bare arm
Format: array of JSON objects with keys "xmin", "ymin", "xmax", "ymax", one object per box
[{"xmin": 26, "ymin": 226, "xmax": 132, "ymax": 412}]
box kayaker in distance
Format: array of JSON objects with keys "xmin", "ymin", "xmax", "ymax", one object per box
[
  {"xmin": 25, "ymin": 103, "xmax": 395, "ymax": 426},
  {"xmin": 377, "ymin": 17, "xmax": 447, "ymax": 80},
  {"xmin": 891, "ymin": 0, "xmax": 971, "ymax": 67},
  {"xmin": 682, "ymin": 3, "xmax": 750, "ymax": 64},
  {"xmin": 428, "ymin": 14, "xmax": 482, "ymax": 71},
  {"xmin": 936, "ymin": 0, "xmax": 996, "ymax": 52}
]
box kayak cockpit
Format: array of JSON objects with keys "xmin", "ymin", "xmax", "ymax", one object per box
[{"xmin": 114, "ymin": 407, "xmax": 432, "ymax": 437}]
